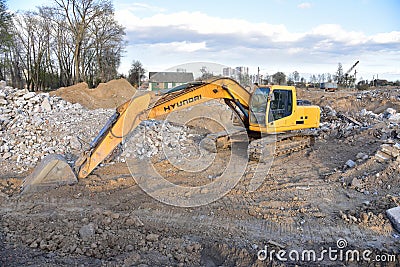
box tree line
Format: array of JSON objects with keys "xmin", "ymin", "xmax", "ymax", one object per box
[
  {"xmin": 0, "ymin": 0, "xmax": 125, "ymax": 91},
  {"xmin": 256, "ymin": 64, "xmax": 357, "ymax": 87}
]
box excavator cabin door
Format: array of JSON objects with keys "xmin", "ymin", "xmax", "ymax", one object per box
[
  {"xmin": 268, "ymin": 89, "xmax": 293, "ymax": 123},
  {"xmin": 249, "ymin": 87, "xmax": 270, "ymax": 127}
]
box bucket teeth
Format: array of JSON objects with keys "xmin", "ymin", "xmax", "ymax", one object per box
[{"xmin": 21, "ymin": 154, "xmax": 78, "ymax": 194}]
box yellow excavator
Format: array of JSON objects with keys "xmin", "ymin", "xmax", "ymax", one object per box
[{"xmin": 22, "ymin": 77, "xmax": 320, "ymax": 193}]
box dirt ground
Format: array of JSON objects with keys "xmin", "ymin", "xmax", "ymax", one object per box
[{"xmin": 1, "ymin": 86, "xmax": 400, "ymax": 266}]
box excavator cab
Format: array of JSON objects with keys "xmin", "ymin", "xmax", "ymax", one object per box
[{"xmin": 249, "ymin": 85, "xmax": 319, "ymax": 133}]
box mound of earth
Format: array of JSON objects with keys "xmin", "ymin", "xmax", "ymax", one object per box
[{"xmin": 50, "ymin": 78, "xmax": 136, "ymax": 109}]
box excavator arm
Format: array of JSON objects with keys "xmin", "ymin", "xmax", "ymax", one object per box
[{"xmin": 76, "ymin": 78, "xmax": 251, "ymax": 179}]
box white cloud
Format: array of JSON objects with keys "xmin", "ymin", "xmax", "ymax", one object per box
[
  {"xmin": 298, "ymin": 2, "xmax": 312, "ymax": 9},
  {"xmin": 310, "ymin": 24, "xmax": 367, "ymax": 45},
  {"xmin": 288, "ymin": 48, "xmax": 304, "ymax": 54},
  {"xmin": 115, "ymin": 6, "xmax": 400, "ymax": 80},
  {"xmin": 147, "ymin": 41, "xmax": 207, "ymax": 53},
  {"xmin": 116, "ymin": 2, "xmax": 166, "ymax": 13},
  {"xmin": 116, "ymin": 9, "xmax": 301, "ymax": 42},
  {"xmin": 370, "ymin": 31, "xmax": 400, "ymax": 44}
]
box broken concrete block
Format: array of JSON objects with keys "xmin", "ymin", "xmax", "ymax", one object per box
[
  {"xmin": 22, "ymin": 92, "xmax": 36, "ymax": 100},
  {"xmin": 345, "ymin": 159, "xmax": 356, "ymax": 168},
  {"xmin": 375, "ymin": 151, "xmax": 391, "ymax": 162},
  {"xmin": 351, "ymin": 177, "xmax": 363, "ymax": 188},
  {"xmin": 41, "ymin": 97, "xmax": 52, "ymax": 112},
  {"xmin": 356, "ymin": 152, "xmax": 368, "ymax": 160},
  {"xmin": 389, "ymin": 113, "xmax": 400, "ymax": 123},
  {"xmin": 381, "ymin": 144, "xmax": 400, "ymax": 158},
  {"xmin": 385, "ymin": 108, "xmax": 397, "ymax": 116},
  {"xmin": 394, "ymin": 143, "xmax": 400, "ymax": 150},
  {"xmin": 386, "ymin": 207, "xmax": 400, "ymax": 233}
]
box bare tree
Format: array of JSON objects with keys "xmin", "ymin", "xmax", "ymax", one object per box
[
  {"xmin": 51, "ymin": 0, "xmax": 123, "ymax": 84},
  {"xmin": 12, "ymin": 11, "xmax": 57, "ymax": 91},
  {"xmin": 0, "ymin": 0, "xmax": 14, "ymax": 83},
  {"xmin": 4, "ymin": 0, "xmax": 125, "ymax": 90},
  {"xmin": 326, "ymin": 73, "xmax": 332, "ymax": 82},
  {"xmin": 89, "ymin": 11, "xmax": 125, "ymax": 86}
]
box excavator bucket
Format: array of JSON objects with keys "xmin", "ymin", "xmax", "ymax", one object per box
[{"xmin": 21, "ymin": 154, "xmax": 77, "ymax": 194}]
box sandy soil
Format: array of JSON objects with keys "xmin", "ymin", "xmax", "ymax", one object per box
[{"xmin": 50, "ymin": 78, "xmax": 136, "ymax": 109}]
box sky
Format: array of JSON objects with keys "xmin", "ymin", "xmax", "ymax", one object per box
[{"xmin": 6, "ymin": 0, "xmax": 400, "ymax": 81}]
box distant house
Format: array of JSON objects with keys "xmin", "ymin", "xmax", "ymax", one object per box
[
  {"xmin": 148, "ymin": 72, "xmax": 194, "ymax": 91},
  {"xmin": 370, "ymin": 79, "xmax": 389, "ymax": 87}
]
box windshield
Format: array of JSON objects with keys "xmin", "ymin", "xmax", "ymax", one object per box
[{"xmin": 249, "ymin": 87, "xmax": 270, "ymax": 126}]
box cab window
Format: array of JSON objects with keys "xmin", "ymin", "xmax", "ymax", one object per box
[
  {"xmin": 268, "ymin": 90, "xmax": 292, "ymax": 122},
  {"xmin": 249, "ymin": 87, "xmax": 270, "ymax": 126}
]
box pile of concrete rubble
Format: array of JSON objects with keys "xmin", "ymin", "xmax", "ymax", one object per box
[
  {"xmin": 318, "ymin": 101, "xmax": 400, "ymax": 143},
  {"xmin": 319, "ymin": 106, "xmax": 400, "ymax": 139},
  {"xmin": 317, "ymin": 89, "xmax": 400, "ymax": 173},
  {"xmin": 0, "ymin": 81, "xmax": 115, "ymax": 174},
  {"xmin": 120, "ymin": 120, "xmax": 202, "ymax": 161},
  {"xmin": 0, "ymin": 81, "xmax": 205, "ymax": 175}
]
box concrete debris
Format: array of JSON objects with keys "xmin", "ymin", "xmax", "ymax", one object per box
[
  {"xmin": 0, "ymin": 82, "xmax": 232, "ymax": 174},
  {"xmin": 337, "ymin": 112, "xmax": 362, "ymax": 126},
  {"xmin": 319, "ymin": 94, "xmax": 400, "ymax": 142},
  {"xmin": 385, "ymin": 108, "xmax": 397, "ymax": 116},
  {"xmin": 345, "ymin": 159, "xmax": 356, "ymax": 169},
  {"xmin": 79, "ymin": 223, "xmax": 96, "ymax": 240},
  {"xmin": 356, "ymin": 152, "xmax": 369, "ymax": 160},
  {"xmin": 388, "ymin": 113, "xmax": 400, "ymax": 123},
  {"xmin": 41, "ymin": 97, "xmax": 52, "ymax": 112},
  {"xmin": 374, "ymin": 143, "xmax": 400, "ymax": 162},
  {"xmin": 121, "ymin": 120, "xmax": 206, "ymax": 161},
  {"xmin": 0, "ymin": 84, "xmax": 114, "ymax": 173},
  {"xmin": 386, "ymin": 206, "xmax": 400, "ymax": 233}
]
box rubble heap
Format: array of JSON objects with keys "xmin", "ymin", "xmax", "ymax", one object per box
[
  {"xmin": 0, "ymin": 83, "xmax": 114, "ymax": 174},
  {"xmin": 318, "ymin": 102, "xmax": 400, "ymax": 141},
  {"xmin": 318, "ymin": 89, "xmax": 400, "ymax": 197},
  {"xmin": 120, "ymin": 120, "xmax": 206, "ymax": 162},
  {"xmin": 0, "ymin": 82, "xmax": 208, "ymax": 175}
]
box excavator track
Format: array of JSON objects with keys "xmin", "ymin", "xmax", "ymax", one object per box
[{"xmin": 248, "ymin": 132, "xmax": 315, "ymax": 162}]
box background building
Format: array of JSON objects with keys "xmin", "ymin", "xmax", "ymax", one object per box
[{"xmin": 148, "ymin": 72, "xmax": 194, "ymax": 91}]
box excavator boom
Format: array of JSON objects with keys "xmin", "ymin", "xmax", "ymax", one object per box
[{"xmin": 77, "ymin": 78, "xmax": 251, "ymax": 178}]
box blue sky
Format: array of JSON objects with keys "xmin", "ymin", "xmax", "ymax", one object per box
[{"xmin": 7, "ymin": 0, "xmax": 400, "ymax": 81}]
